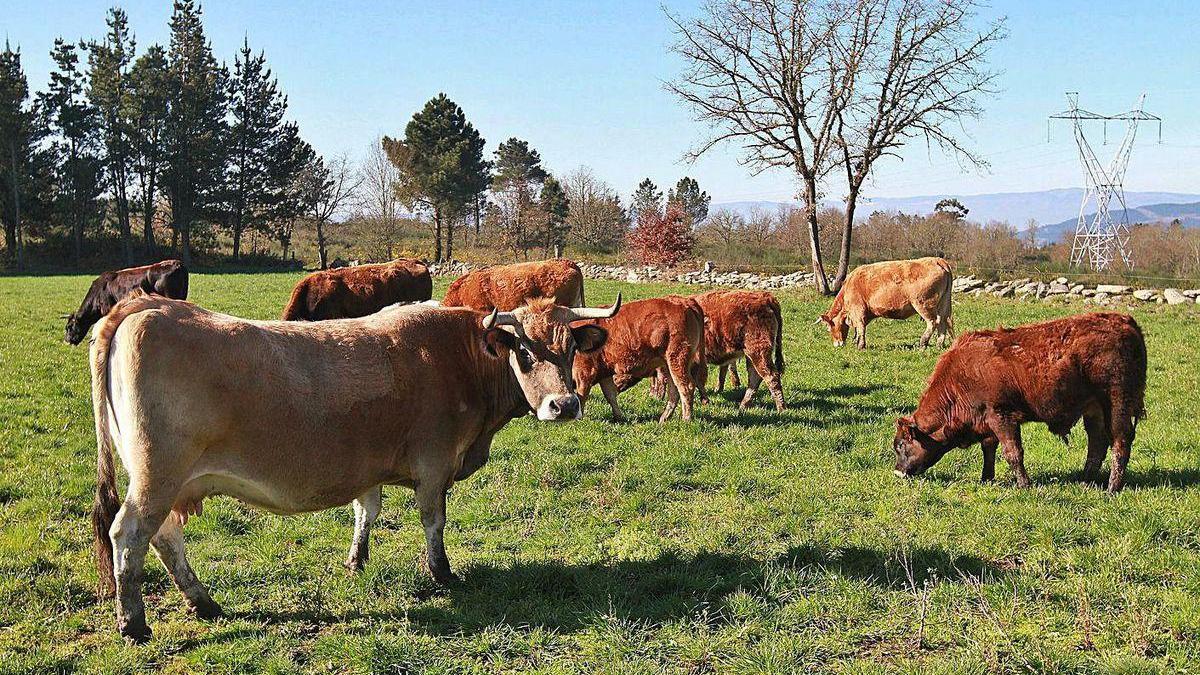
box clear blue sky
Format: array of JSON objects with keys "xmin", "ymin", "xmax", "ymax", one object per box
[{"xmin": 7, "ymin": 0, "xmax": 1200, "ymax": 205}]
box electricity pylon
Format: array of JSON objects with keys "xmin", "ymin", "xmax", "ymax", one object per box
[{"xmin": 1049, "ymin": 93, "xmax": 1161, "ymax": 270}]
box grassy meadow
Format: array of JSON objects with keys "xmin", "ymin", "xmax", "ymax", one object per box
[{"xmin": 1, "ymin": 272, "xmax": 1199, "ymax": 674}]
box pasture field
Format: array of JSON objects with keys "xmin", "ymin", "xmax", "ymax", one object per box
[{"xmin": 2, "ymin": 272, "xmax": 1200, "ymax": 674}]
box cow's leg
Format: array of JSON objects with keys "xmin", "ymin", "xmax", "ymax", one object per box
[
  {"xmin": 717, "ymin": 363, "xmax": 728, "ymax": 392},
  {"xmin": 729, "ymin": 362, "xmax": 741, "ymax": 389},
  {"xmin": 743, "ymin": 347, "xmax": 784, "ymax": 411},
  {"xmin": 151, "ymin": 518, "xmax": 221, "ymax": 619},
  {"xmin": 1082, "ymin": 403, "xmax": 1110, "ymax": 484},
  {"xmin": 994, "ymin": 424, "xmax": 1031, "ymax": 488},
  {"xmin": 599, "ymin": 377, "xmax": 628, "ymax": 422},
  {"xmin": 980, "ymin": 437, "xmax": 998, "ymax": 482},
  {"xmin": 415, "ymin": 474, "xmax": 456, "ymax": 584},
  {"xmin": 649, "ymin": 368, "xmax": 667, "ymax": 400},
  {"xmin": 345, "ymin": 485, "xmax": 382, "ymax": 572},
  {"xmin": 664, "ymin": 354, "xmax": 695, "ymax": 422},
  {"xmin": 659, "ymin": 376, "xmax": 680, "ymax": 422},
  {"xmin": 919, "ymin": 318, "xmax": 936, "ymax": 349},
  {"xmin": 739, "ymin": 356, "xmax": 763, "ymax": 410},
  {"xmin": 852, "ymin": 315, "xmax": 869, "ymax": 349},
  {"xmin": 1106, "ymin": 396, "xmax": 1136, "ymax": 493},
  {"xmin": 110, "ymin": 492, "xmax": 171, "ymax": 642}
]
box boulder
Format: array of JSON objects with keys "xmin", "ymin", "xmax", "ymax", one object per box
[
  {"xmin": 1163, "ymin": 288, "xmax": 1188, "ymax": 305},
  {"xmin": 1096, "ymin": 284, "xmax": 1131, "ymax": 295},
  {"xmin": 1132, "ymin": 289, "xmax": 1157, "ymax": 301},
  {"xmin": 1046, "ymin": 283, "xmax": 1070, "ymax": 295}
]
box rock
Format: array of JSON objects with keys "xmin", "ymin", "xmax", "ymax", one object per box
[
  {"xmin": 1055, "ymin": 277, "xmax": 1069, "ymax": 284},
  {"xmin": 1081, "ymin": 288, "xmax": 1096, "ymax": 297},
  {"xmin": 1096, "ymin": 284, "xmax": 1131, "ymax": 295},
  {"xmin": 1093, "ymin": 291, "xmax": 1109, "ymax": 302},
  {"xmin": 1069, "ymin": 284, "xmax": 1085, "ymax": 294},
  {"xmin": 994, "ymin": 285, "xmax": 1015, "ymax": 298},
  {"xmin": 1046, "ymin": 283, "xmax": 1069, "ymax": 295},
  {"xmin": 1183, "ymin": 289, "xmax": 1200, "ymax": 298},
  {"xmin": 1164, "ymin": 288, "xmax": 1188, "ymax": 305},
  {"xmin": 625, "ymin": 270, "xmax": 641, "ymax": 283},
  {"xmin": 1132, "ymin": 289, "xmax": 1157, "ymax": 301}
]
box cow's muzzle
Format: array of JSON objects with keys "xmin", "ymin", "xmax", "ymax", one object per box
[{"xmin": 538, "ymin": 394, "xmax": 582, "ymax": 421}]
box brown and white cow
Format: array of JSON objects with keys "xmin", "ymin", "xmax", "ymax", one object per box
[
  {"xmin": 64, "ymin": 259, "xmax": 188, "ymax": 345},
  {"xmin": 694, "ymin": 290, "xmax": 785, "ymax": 410},
  {"xmin": 573, "ymin": 295, "xmax": 705, "ymax": 423},
  {"xmin": 820, "ymin": 257, "xmax": 953, "ymax": 349},
  {"xmin": 893, "ymin": 312, "xmax": 1146, "ymax": 492},
  {"xmin": 281, "ymin": 259, "xmax": 433, "ymax": 320},
  {"xmin": 89, "ymin": 293, "xmax": 617, "ymax": 641},
  {"xmin": 442, "ymin": 258, "xmax": 585, "ymax": 311}
]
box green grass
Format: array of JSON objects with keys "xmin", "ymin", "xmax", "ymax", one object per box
[{"xmin": 1, "ymin": 272, "xmax": 1199, "ymax": 674}]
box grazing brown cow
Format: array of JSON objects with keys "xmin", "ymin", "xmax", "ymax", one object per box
[
  {"xmin": 442, "ymin": 259, "xmax": 584, "ymax": 311},
  {"xmin": 694, "ymin": 290, "xmax": 785, "ymax": 410},
  {"xmin": 89, "ymin": 292, "xmax": 618, "ymax": 641},
  {"xmin": 893, "ymin": 312, "xmax": 1147, "ymax": 492},
  {"xmin": 64, "ymin": 260, "xmax": 188, "ymax": 345},
  {"xmin": 573, "ymin": 295, "xmax": 705, "ymax": 423},
  {"xmin": 281, "ymin": 259, "xmax": 432, "ymax": 320},
  {"xmin": 820, "ymin": 257, "xmax": 953, "ymax": 349}
]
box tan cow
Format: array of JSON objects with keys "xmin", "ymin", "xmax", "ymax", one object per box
[
  {"xmin": 820, "ymin": 257, "xmax": 954, "ymax": 349},
  {"xmin": 442, "ymin": 259, "xmax": 585, "ymax": 311},
  {"xmin": 89, "ymin": 293, "xmax": 617, "ymax": 641}
]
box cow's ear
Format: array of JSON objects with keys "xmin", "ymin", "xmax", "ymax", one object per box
[
  {"xmin": 895, "ymin": 416, "xmax": 914, "ymax": 431},
  {"xmin": 819, "ymin": 314, "xmax": 833, "ymax": 327},
  {"xmin": 572, "ymin": 325, "xmax": 608, "ymax": 353},
  {"xmin": 483, "ymin": 327, "xmax": 516, "ymax": 358}
]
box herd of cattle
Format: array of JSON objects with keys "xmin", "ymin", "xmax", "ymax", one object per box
[{"xmin": 63, "ymin": 255, "xmax": 1148, "ymax": 641}]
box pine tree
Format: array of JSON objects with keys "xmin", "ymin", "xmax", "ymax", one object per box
[
  {"xmin": 667, "ymin": 176, "xmax": 710, "ymax": 226},
  {"xmin": 87, "ymin": 8, "xmax": 136, "ymax": 264},
  {"xmin": 162, "ymin": 0, "xmax": 228, "ymax": 264},
  {"xmin": 491, "ymin": 137, "xmax": 548, "ymax": 256},
  {"xmin": 395, "ymin": 94, "xmax": 488, "ymax": 262},
  {"xmin": 225, "ymin": 38, "xmax": 289, "ymax": 259},
  {"xmin": 127, "ymin": 45, "xmax": 169, "ymax": 252},
  {"xmin": 540, "ymin": 175, "xmax": 569, "ymax": 257},
  {"xmin": 0, "ymin": 42, "xmax": 48, "ymax": 269},
  {"xmin": 41, "ymin": 38, "xmax": 104, "ymax": 264},
  {"xmin": 265, "ymin": 124, "xmax": 312, "ymax": 260},
  {"xmin": 631, "ymin": 178, "xmax": 662, "ymax": 224}
]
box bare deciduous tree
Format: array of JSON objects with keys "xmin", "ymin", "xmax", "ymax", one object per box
[
  {"xmin": 667, "ymin": 0, "xmax": 1005, "ymax": 293},
  {"xmin": 305, "ymin": 153, "xmax": 362, "ymax": 269},
  {"xmin": 358, "ymin": 138, "xmax": 404, "ymax": 259}
]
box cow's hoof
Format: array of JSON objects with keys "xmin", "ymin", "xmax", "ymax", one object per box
[
  {"xmin": 191, "ymin": 598, "xmax": 224, "ymax": 620},
  {"xmin": 119, "ymin": 618, "xmax": 153, "ymax": 644},
  {"xmin": 430, "ymin": 568, "xmax": 459, "ymax": 586}
]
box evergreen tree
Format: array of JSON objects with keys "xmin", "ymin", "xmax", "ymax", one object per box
[
  {"xmin": 540, "ymin": 175, "xmax": 569, "ymax": 257},
  {"xmin": 394, "ymin": 94, "xmax": 488, "ymax": 261},
  {"xmin": 41, "ymin": 38, "xmax": 104, "ymax": 264},
  {"xmin": 631, "ymin": 178, "xmax": 662, "ymax": 224},
  {"xmin": 0, "ymin": 42, "xmax": 49, "ymax": 269},
  {"xmin": 667, "ymin": 176, "xmax": 709, "ymax": 226},
  {"xmin": 127, "ymin": 45, "xmax": 169, "ymax": 252},
  {"xmin": 225, "ymin": 38, "xmax": 289, "ymax": 259},
  {"xmin": 493, "ymin": 137, "xmax": 548, "ymax": 189},
  {"xmin": 162, "ymin": 0, "xmax": 228, "ymax": 264},
  {"xmin": 87, "ymin": 8, "xmax": 136, "ymax": 264},
  {"xmin": 265, "ymin": 124, "xmax": 312, "ymax": 260},
  {"xmin": 491, "ymin": 137, "xmax": 549, "ymax": 256}
]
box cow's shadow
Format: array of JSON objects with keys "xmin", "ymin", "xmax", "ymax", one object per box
[
  {"xmin": 700, "ymin": 382, "xmax": 901, "ymax": 430},
  {"xmin": 393, "ymin": 543, "xmax": 1003, "ymax": 636}
]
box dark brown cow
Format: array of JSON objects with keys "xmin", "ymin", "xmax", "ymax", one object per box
[
  {"xmin": 442, "ymin": 259, "xmax": 584, "ymax": 311},
  {"xmin": 694, "ymin": 290, "xmax": 785, "ymax": 410},
  {"xmin": 573, "ymin": 295, "xmax": 705, "ymax": 422},
  {"xmin": 65, "ymin": 260, "xmax": 188, "ymax": 345},
  {"xmin": 893, "ymin": 312, "xmax": 1146, "ymax": 492},
  {"xmin": 281, "ymin": 259, "xmax": 432, "ymax": 320}
]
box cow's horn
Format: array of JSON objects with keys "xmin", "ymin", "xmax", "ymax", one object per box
[
  {"xmin": 482, "ymin": 307, "xmax": 519, "ymax": 328},
  {"xmin": 568, "ymin": 292, "xmax": 621, "ymax": 321}
]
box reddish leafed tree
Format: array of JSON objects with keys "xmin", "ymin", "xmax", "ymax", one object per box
[{"xmin": 626, "ymin": 203, "xmax": 695, "ymax": 267}]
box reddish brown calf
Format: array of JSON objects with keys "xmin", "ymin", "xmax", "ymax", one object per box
[
  {"xmin": 281, "ymin": 259, "xmax": 432, "ymax": 320},
  {"xmin": 442, "ymin": 259, "xmax": 584, "ymax": 311},
  {"xmin": 893, "ymin": 312, "xmax": 1147, "ymax": 492}
]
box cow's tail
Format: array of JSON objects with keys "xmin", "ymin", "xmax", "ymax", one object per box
[
  {"xmin": 770, "ymin": 297, "xmax": 785, "ymax": 374},
  {"xmin": 938, "ymin": 261, "xmax": 955, "ymax": 340},
  {"xmin": 281, "ymin": 280, "xmax": 309, "ymax": 320}
]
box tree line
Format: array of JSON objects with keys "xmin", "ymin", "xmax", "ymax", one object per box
[{"xmin": 0, "ymin": 2, "xmax": 352, "ymax": 270}]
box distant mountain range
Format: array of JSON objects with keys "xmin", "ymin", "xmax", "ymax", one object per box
[{"xmin": 713, "ymin": 189, "xmax": 1200, "ymax": 241}]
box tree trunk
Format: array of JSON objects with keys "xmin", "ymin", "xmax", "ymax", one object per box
[
  {"xmin": 231, "ymin": 221, "xmax": 242, "ymax": 261},
  {"xmin": 116, "ymin": 175, "xmax": 132, "ymax": 265},
  {"xmin": 142, "ymin": 169, "xmax": 157, "ymax": 254},
  {"xmin": 316, "ymin": 218, "xmax": 328, "ymax": 269},
  {"xmin": 445, "ymin": 215, "xmax": 455, "ymax": 261},
  {"xmin": 6, "ymin": 144, "xmax": 22, "ymax": 270},
  {"xmin": 433, "ymin": 208, "xmax": 443, "ymax": 262},
  {"xmin": 180, "ymin": 218, "xmax": 191, "ymax": 266},
  {"xmin": 803, "ymin": 177, "xmax": 830, "ymax": 294},
  {"xmin": 832, "ymin": 189, "xmax": 858, "ymax": 293}
]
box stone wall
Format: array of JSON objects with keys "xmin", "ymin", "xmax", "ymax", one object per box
[{"xmin": 427, "ymin": 261, "xmax": 1200, "ymax": 305}]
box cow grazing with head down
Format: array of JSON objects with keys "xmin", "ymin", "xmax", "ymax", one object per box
[
  {"xmin": 820, "ymin": 257, "xmax": 953, "ymax": 349},
  {"xmin": 442, "ymin": 258, "xmax": 585, "ymax": 311},
  {"xmin": 64, "ymin": 260, "xmax": 188, "ymax": 345},
  {"xmin": 573, "ymin": 295, "xmax": 705, "ymax": 423},
  {"xmin": 89, "ymin": 292, "xmax": 617, "ymax": 641},
  {"xmin": 281, "ymin": 259, "xmax": 432, "ymax": 320},
  {"xmin": 893, "ymin": 312, "xmax": 1146, "ymax": 492}
]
